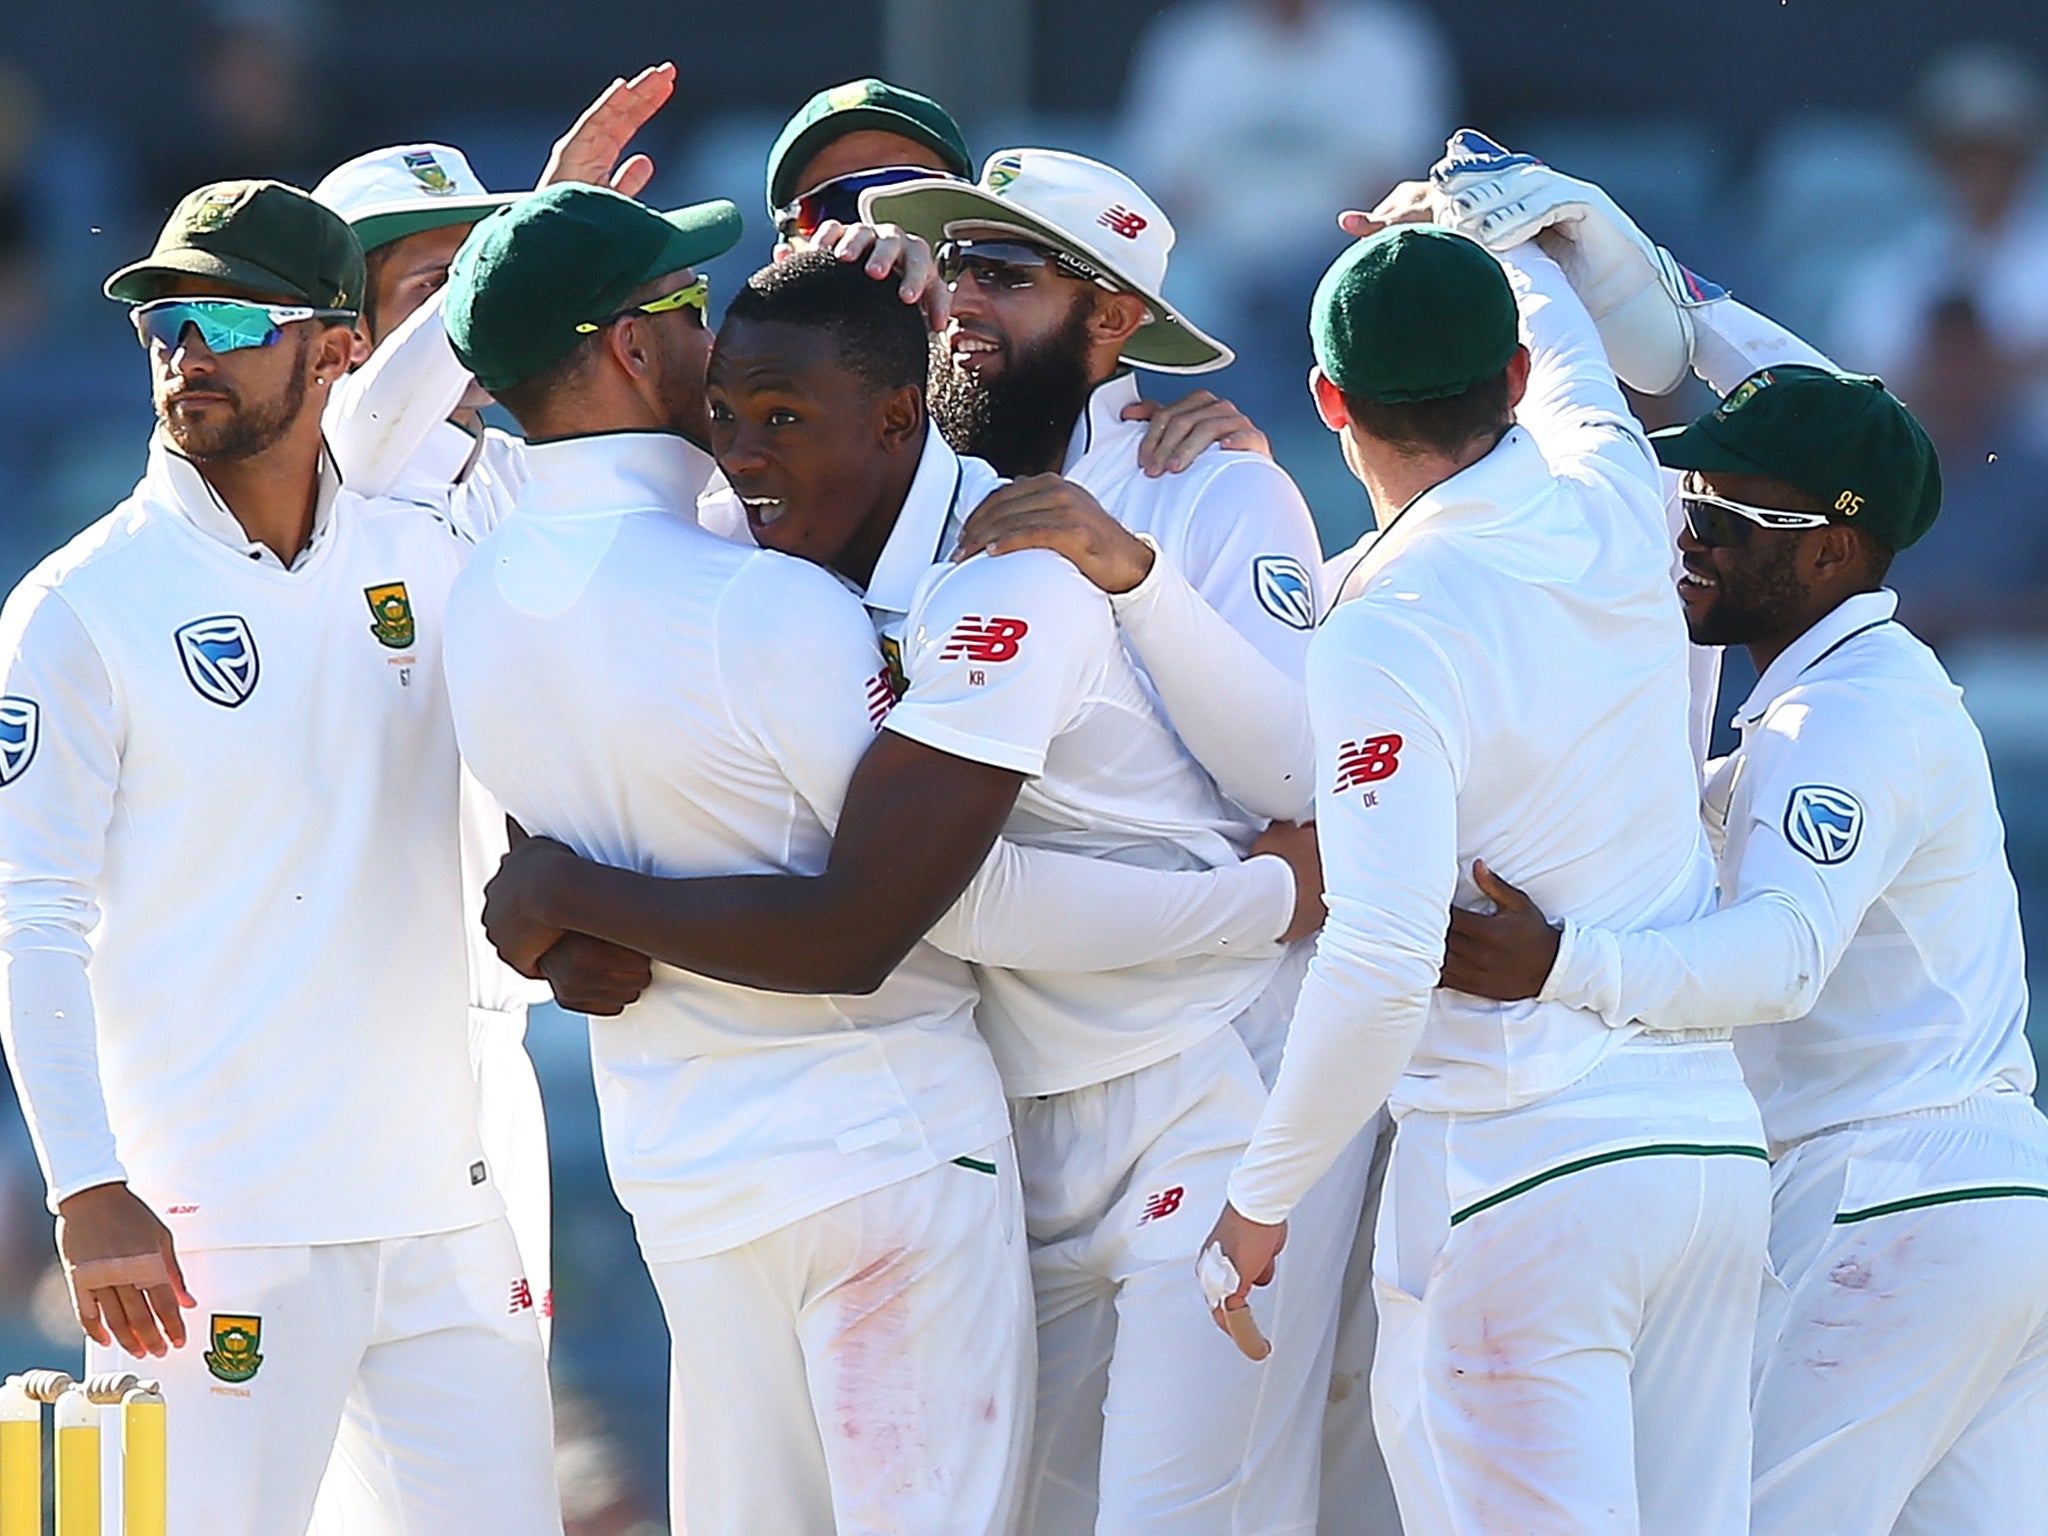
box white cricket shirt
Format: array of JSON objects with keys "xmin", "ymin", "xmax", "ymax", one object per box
[
  {"xmin": 324, "ymin": 293, "xmax": 539, "ymax": 1025},
  {"xmin": 1542, "ymin": 589, "xmax": 2035, "ymax": 1154},
  {"xmin": 1229, "ymin": 249, "xmax": 1721, "ymax": 1223},
  {"xmin": 1065, "ymin": 373, "xmax": 1322, "ymax": 824},
  {"xmin": 0, "ymin": 441, "xmax": 499, "ymax": 1247},
  {"xmin": 872, "ymin": 427, "xmax": 1286, "ymax": 1096},
  {"xmin": 442, "ymin": 431, "xmax": 1012, "ymax": 1264}
]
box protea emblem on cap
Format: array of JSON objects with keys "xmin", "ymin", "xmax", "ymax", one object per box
[
  {"xmin": 828, "ymin": 82, "xmax": 871, "ymax": 111},
  {"xmin": 191, "ymin": 188, "xmax": 241, "ymax": 232},
  {"xmin": 402, "ymin": 151, "xmax": 457, "ymax": 196},
  {"xmin": 1716, "ymin": 370, "xmax": 1777, "ymax": 419},
  {"xmin": 987, "ymin": 154, "xmax": 1024, "ymax": 192}
]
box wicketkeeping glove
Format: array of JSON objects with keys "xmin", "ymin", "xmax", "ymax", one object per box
[{"xmin": 1428, "ymin": 129, "xmax": 1728, "ymax": 394}]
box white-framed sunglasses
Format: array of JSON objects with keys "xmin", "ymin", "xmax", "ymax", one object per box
[{"xmin": 1679, "ymin": 486, "xmax": 1832, "ymax": 547}]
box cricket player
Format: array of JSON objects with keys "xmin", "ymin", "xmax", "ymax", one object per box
[
  {"xmin": 0, "ymin": 182, "xmax": 558, "ymax": 1534},
  {"xmin": 1205, "ymin": 181, "xmax": 1773, "ymax": 1532},
  {"xmin": 867, "ymin": 148, "xmax": 1380, "ymax": 1533},
  {"xmin": 438, "ymin": 189, "xmax": 1311, "ymax": 1536},
  {"xmin": 474, "ymin": 247, "xmax": 1329, "ymax": 1535},
  {"xmin": 1432, "ymin": 162, "xmax": 2048, "ymax": 1536},
  {"xmin": 304, "ymin": 68, "xmax": 684, "ymax": 1365}
]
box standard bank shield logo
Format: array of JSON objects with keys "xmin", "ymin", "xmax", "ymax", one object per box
[
  {"xmin": 175, "ymin": 616, "xmax": 260, "ymax": 708},
  {"xmin": 1785, "ymin": 784, "xmax": 1863, "ymax": 865},
  {"xmin": 0, "ymin": 697, "xmax": 37, "ymax": 785},
  {"xmin": 1252, "ymin": 555, "xmax": 1316, "ymax": 631}
]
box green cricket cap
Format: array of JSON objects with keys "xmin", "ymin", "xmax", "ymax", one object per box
[
  {"xmin": 105, "ymin": 179, "xmax": 365, "ymax": 308},
  {"xmin": 1310, "ymin": 225, "xmax": 1518, "ymax": 404},
  {"xmin": 443, "ymin": 184, "xmax": 743, "ymax": 394},
  {"xmin": 1653, "ymin": 365, "xmax": 1942, "ymax": 550},
  {"xmin": 765, "ymin": 78, "xmax": 972, "ymax": 215}
]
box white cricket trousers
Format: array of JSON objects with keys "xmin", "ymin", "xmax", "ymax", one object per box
[
  {"xmin": 1370, "ymin": 1038, "xmax": 1769, "ymax": 1536},
  {"xmin": 1751, "ymin": 1090, "xmax": 2048, "ymax": 1536},
  {"xmin": 469, "ymin": 1004, "xmax": 551, "ymax": 1351},
  {"xmin": 646, "ymin": 1140, "xmax": 1034, "ymax": 1536},
  {"xmin": 1018, "ymin": 1022, "xmax": 1356, "ymax": 1536},
  {"xmin": 89, "ymin": 1216, "xmax": 559, "ymax": 1536}
]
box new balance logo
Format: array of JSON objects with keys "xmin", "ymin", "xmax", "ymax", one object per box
[
  {"xmin": 509, "ymin": 1278, "xmax": 535, "ymax": 1314},
  {"xmin": 940, "ymin": 616, "xmax": 1029, "ymax": 664},
  {"xmin": 1099, "ymin": 205, "xmax": 1148, "ymax": 239},
  {"xmin": 1139, "ymin": 1186, "xmax": 1184, "ymax": 1224},
  {"xmin": 865, "ymin": 668, "xmax": 896, "ymax": 728},
  {"xmin": 1334, "ymin": 734, "xmax": 1402, "ymax": 791}
]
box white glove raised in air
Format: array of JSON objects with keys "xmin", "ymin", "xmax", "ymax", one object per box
[{"xmin": 1428, "ymin": 129, "xmax": 1727, "ymax": 395}]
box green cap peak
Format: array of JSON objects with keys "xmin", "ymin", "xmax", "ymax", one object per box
[
  {"xmin": 105, "ymin": 179, "xmax": 365, "ymax": 309},
  {"xmin": 1310, "ymin": 225, "xmax": 1518, "ymax": 404},
  {"xmin": 765, "ymin": 78, "xmax": 971, "ymax": 214},
  {"xmin": 1653, "ymin": 365, "xmax": 1942, "ymax": 551},
  {"xmin": 443, "ymin": 184, "xmax": 742, "ymax": 395}
]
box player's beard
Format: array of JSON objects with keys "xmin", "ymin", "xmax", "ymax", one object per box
[
  {"xmin": 1684, "ymin": 535, "xmax": 1811, "ymax": 648},
  {"xmin": 929, "ymin": 294, "xmax": 1097, "ymax": 478},
  {"xmin": 158, "ymin": 332, "xmax": 313, "ymax": 462}
]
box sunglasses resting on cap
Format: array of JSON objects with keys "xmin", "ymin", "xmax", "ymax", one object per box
[{"xmin": 775, "ymin": 167, "xmax": 953, "ymax": 242}]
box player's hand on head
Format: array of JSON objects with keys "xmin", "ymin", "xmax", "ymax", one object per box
[
  {"xmin": 482, "ymin": 835, "xmax": 583, "ymax": 978},
  {"xmin": 952, "ymin": 476, "xmax": 1155, "ymax": 593},
  {"xmin": 803, "ymin": 220, "xmax": 949, "ymax": 329},
  {"xmin": 1251, "ymin": 820, "xmax": 1325, "ymax": 943},
  {"xmin": 1440, "ymin": 859, "xmax": 1561, "ymax": 1001},
  {"xmin": 55, "ymin": 1184, "xmax": 194, "ymax": 1359},
  {"xmin": 538, "ymin": 62, "xmax": 677, "ymax": 197},
  {"xmin": 1124, "ymin": 390, "xmax": 1271, "ymax": 476},
  {"xmin": 536, "ymin": 933, "xmax": 654, "ymax": 1017}
]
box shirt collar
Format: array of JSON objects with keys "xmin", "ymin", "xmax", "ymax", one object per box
[
  {"xmin": 861, "ymin": 422, "xmax": 968, "ymax": 615},
  {"xmin": 144, "ymin": 434, "xmax": 341, "ymax": 571},
  {"xmin": 1338, "ymin": 425, "xmax": 1547, "ymax": 583},
  {"xmin": 517, "ymin": 431, "xmax": 716, "ymax": 523},
  {"xmin": 1735, "ymin": 588, "xmax": 1900, "ymax": 727},
  {"xmin": 1061, "ymin": 370, "xmax": 1144, "ymax": 477}
]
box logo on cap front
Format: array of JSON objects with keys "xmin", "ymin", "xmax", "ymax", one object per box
[
  {"xmin": 1099, "ymin": 205, "xmax": 1149, "ymax": 240},
  {"xmin": 828, "ymin": 82, "xmax": 872, "ymax": 111},
  {"xmin": 987, "ymin": 154, "xmax": 1024, "ymax": 193},
  {"xmin": 190, "ymin": 188, "xmax": 242, "ymax": 233},
  {"xmin": 402, "ymin": 150, "xmax": 457, "ymax": 196},
  {"xmin": 1715, "ymin": 370, "xmax": 1777, "ymax": 419}
]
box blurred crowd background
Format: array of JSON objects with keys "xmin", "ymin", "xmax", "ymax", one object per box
[{"xmin": 0, "ymin": 2, "xmax": 2043, "ymax": 1527}]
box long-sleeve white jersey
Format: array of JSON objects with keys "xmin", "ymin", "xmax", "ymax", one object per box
[
  {"xmin": 869, "ymin": 428, "xmax": 1288, "ymax": 1097},
  {"xmin": 1228, "ymin": 249, "xmax": 1719, "ymax": 1224},
  {"xmin": 322, "ymin": 292, "xmax": 540, "ymax": 1025},
  {"xmin": 1064, "ymin": 373, "xmax": 1322, "ymax": 824},
  {"xmin": 442, "ymin": 432, "xmax": 1292, "ymax": 1261},
  {"xmin": 1541, "ymin": 590, "xmax": 2035, "ymax": 1153},
  {"xmin": 0, "ymin": 441, "xmax": 499, "ymax": 1248}
]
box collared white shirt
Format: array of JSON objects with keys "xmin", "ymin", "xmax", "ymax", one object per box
[
  {"xmin": 1065, "ymin": 372, "xmax": 1322, "ymax": 824},
  {"xmin": 874, "ymin": 426, "xmax": 1284, "ymax": 1096},
  {"xmin": 0, "ymin": 438, "xmax": 496, "ymax": 1248},
  {"xmin": 1544, "ymin": 589, "xmax": 2035, "ymax": 1156},
  {"xmin": 1229, "ymin": 249, "xmax": 1719, "ymax": 1223},
  {"xmin": 442, "ymin": 431, "xmax": 1010, "ymax": 1263}
]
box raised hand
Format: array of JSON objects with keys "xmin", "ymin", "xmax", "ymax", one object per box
[{"xmin": 538, "ymin": 63, "xmax": 678, "ymax": 199}]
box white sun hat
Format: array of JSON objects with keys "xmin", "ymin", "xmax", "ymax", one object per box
[
  {"xmin": 313, "ymin": 143, "xmax": 523, "ymax": 254},
  {"xmin": 863, "ymin": 147, "xmax": 1232, "ymax": 373}
]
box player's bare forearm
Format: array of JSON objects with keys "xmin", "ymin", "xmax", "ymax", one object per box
[{"xmin": 516, "ymin": 733, "xmax": 1024, "ymax": 995}]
